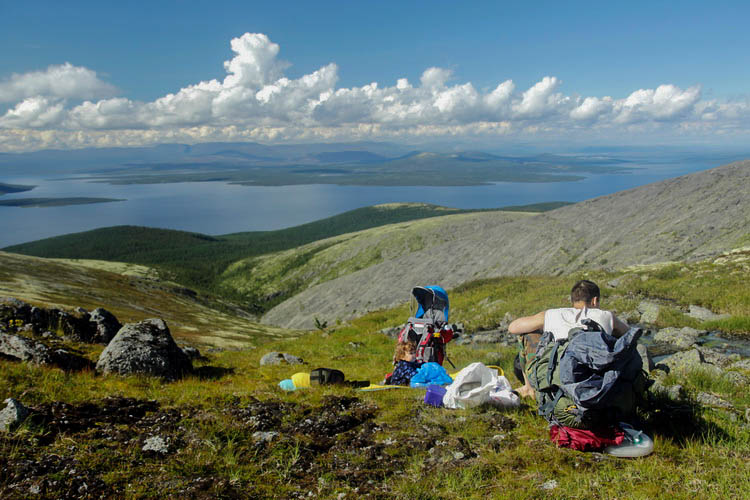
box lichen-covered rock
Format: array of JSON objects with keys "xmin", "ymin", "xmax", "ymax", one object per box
[
  {"xmin": 696, "ymin": 392, "xmax": 734, "ymax": 409},
  {"xmin": 687, "ymin": 305, "xmax": 730, "ymax": 322},
  {"xmin": 637, "ymin": 301, "xmax": 660, "ymax": 324},
  {"xmin": 142, "ymin": 436, "xmax": 169, "ymax": 454},
  {"xmin": 730, "ymin": 358, "xmax": 750, "ymax": 371},
  {"xmin": 649, "ymin": 379, "xmax": 685, "ymax": 400},
  {"xmin": 694, "ymin": 346, "xmax": 741, "ymax": 368},
  {"xmin": 96, "ymin": 319, "xmax": 192, "ymax": 380},
  {"xmin": 0, "ymin": 398, "xmax": 30, "ymax": 432},
  {"xmin": 0, "ymin": 332, "xmax": 92, "ymax": 370},
  {"xmin": 0, "ymin": 332, "xmax": 53, "ymax": 364},
  {"xmin": 659, "ymin": 348, "xmax": 722, "ymax": 377},
  {"xmin": 724, "ymin": 371, "xmax": 749, "ymax": 386},
  {"xmin": 653, "ymin": 327, "xmax": 704, "ymax": 350},
  {"xmin": 89, "ymin": 308, "xmax": 122, "ymax": 344},
  {"xmin": 2, "ymin": 298, "xmax": 122, "ymax": 345},
  {"xmin": 259, "ymin": 352, "xmax": 304, "ymax": 366}
]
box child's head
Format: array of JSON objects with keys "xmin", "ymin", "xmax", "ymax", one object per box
[{"xmin": 394, "ymin": 341, "xmax": 417, "ymax": 363}]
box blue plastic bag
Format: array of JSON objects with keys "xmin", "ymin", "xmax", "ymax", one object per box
[{"xmin": 410, "ymin": 362, "xmax": 453, "ymax": 388}]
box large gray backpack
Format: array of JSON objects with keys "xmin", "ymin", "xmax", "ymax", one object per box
[{"xmin": 526, "ymin": 321, "xmax": 650, "ymax": 429}]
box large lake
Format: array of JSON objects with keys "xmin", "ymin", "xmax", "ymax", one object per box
[{"xmin": 0, "ymin": 153, "xmax": 742, "ymax": 247}]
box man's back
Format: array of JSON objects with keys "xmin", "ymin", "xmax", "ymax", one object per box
[{"xmin": 544, "ymin": 306, "xmax": 614, "ymax": 340}]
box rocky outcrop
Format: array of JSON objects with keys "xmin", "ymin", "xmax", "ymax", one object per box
[
  {"xmin": 0, "ymin": 332, "xmax": 93, "ymax": 371},
  {"xmin": 96, "ymin": 319, "xmax": 192, "ymax": 380},
  {"xmin": 1, "ymin": 297, "xmax": 121, "ymax": 344}
]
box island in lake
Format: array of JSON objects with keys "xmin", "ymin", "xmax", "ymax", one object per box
[
  {"xmin": 0, "ymin": 182, "xmax": 35, "ymax": 195},
  {"xmin": 0, "ymin": 197, "xmax": 126, "ymax": 208}
]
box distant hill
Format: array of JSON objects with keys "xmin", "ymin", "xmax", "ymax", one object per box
[
  {"xmin": 260, "ymin": 160, "xmax": 750, "ymax": 328},
  {"xmin": 6, "ymin": 202, "xmax": 571, "ymax": 315}
]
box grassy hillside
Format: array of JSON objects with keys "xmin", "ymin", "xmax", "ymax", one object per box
[
  {"xmin": 1, "ymin": 252, "xmax": 748, "ymax": 498},
  {"xmin": 5, "ymin": 202, "xmax": 569, "ymax": 314},
  {"xmin": 0, "ymin": 251, "xmax": 292, "ymax": 348}
]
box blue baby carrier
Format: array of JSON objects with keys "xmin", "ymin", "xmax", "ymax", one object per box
[{"xmin": 398, "ymin": 286, "xmax": 455, "ymax": 367}]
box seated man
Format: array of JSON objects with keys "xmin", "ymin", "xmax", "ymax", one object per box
[{"xmin": 508, "ymin": 279, "xmax": 629, "ymax": 398}]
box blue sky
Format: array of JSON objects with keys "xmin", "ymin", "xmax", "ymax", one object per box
[{"xmin": 1, "ymin": 0, "xmax": 749, "ymax": 151}]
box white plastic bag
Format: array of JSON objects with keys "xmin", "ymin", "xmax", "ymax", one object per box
[
  {"xmin": 442, "ymin": 362, "xmax": 500, "ymax": 409},
  {"xmin": 488, "ymin": 377, "xmax": 520, "ymax": 409}
]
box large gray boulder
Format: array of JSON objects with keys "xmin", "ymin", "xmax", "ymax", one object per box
[{"xmin": 96, "ymin": 319, "xmax": 192, "ymax": 380}]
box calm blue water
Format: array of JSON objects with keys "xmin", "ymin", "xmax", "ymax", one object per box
[{"xmin": 0, "ymin": 155, "xmax": 734, "ymax": 247}]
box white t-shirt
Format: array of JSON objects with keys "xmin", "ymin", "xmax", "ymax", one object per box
[{"xmin": 544, "ymin": 307, "xmax": 614, "ymax": 340}]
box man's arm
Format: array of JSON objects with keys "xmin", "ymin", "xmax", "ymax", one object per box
[
  {"xmin": 612, "ymin": 314, "xmax": 629, "ymax": 337},
  {"xmin": 508, "ymin": 310, "xmax": 546, "ymax": 335}
]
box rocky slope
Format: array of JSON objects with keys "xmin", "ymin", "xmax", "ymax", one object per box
[{"xmin": 262, "ymin": 160, "xmax": 750, "ymax": 329}]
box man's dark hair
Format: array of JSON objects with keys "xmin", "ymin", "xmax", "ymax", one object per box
[{"xmin": 570, "ymin": 279, "xmax": 600, "ymax": 304}]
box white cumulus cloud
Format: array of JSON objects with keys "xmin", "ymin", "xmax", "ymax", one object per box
[
  {"xmin": 1, "ymin": 33, "xmax": 749, "ymax": 150},
  {"xmin": 0, "ymin": 63, "xmax": 117, "ymax": 103}
]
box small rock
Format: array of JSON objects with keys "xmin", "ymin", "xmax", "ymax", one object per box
[
  {"xmin": 729, "ymin": 359, "xmax": 750, "ymax": 371},
  {"xmin": 636, "ymin": 343, "xmax": 654, "ymax": 372},
  {"xmin": 142, "ymin": 436, "xmax": 169, "ymax": 454},
  {"xmin": 0, "ymin": 398, "xmax": 30, "ymax": 432},
  {"xmin": 252, "ymin": 431, "xmax": 279, "ymax": 444},
  {"xmin": 181, "ymin": 346, "xmax": 204, "ymax": 360},
  {"xmin": 650, "ymin": 380, "xmax": 685, "ymax": 400},
  {"xmin": 348, "ymin": 342, "xmax": 363, "ymax": 349},
  {"xmin": 259, "ymin": 351, "xmax": 304, "ymax": 366},
  {"xmin": 379, "ymin": 326, "xmax": 401, "ymax": 338},
  {"xmin": 540, "ymin": 479, "xmax": 558, "ymax": 491},
  {"xmin": 607, "ymin": 276, "xmax": 624, "ymax": 288},
  {"xmin": 637, "ymin": 301, "xmax": 660, "ymax": 324},
  {"xmin": 686, "ymin": 305, "xmax": 730, "ymax": 322},
  {"xmin": 696, "ymin": 392, "xmax": 734, "ymax": 409},
  {"xmin": 724, "ymin": 371, "xmax": 749, "ymax": 386}
]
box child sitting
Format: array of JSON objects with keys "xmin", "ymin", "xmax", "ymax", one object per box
[{"xmin": 387, "ymin": 341, "xmax": 423, "ymax": 386}]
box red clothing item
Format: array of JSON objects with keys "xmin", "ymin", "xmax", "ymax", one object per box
[{"xmin": 550, "ymin": 425, "xmax": 625, "ymax": 451}]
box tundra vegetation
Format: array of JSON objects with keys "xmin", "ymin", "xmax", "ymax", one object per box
[{"xmin": 1, "ymin": 247, "xmax": 748, "ymax": 499}]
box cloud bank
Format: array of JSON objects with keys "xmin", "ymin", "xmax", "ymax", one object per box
[{"xmin": 1, "ymin": 33, "xmax": 749, "ymax": 151}]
